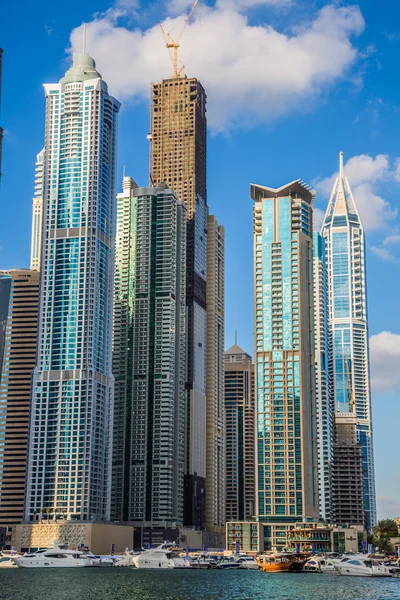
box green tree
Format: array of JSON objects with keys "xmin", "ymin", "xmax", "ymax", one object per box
[
  {"xmin": 375, "ymin": 537, "xmax": 394, "ymax": 554},
  {"xmin": 373, "ymin": 519, "xmax": 398, "ymax": 538}
]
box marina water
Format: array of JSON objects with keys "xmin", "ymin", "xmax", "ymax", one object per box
[{"xmin": 1, "ymin": 569, "xmax": 400, "ymax": 600}]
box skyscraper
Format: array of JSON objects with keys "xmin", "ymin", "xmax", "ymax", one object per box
[
  {"xmin": 0, "ymin": 270, "xmax": 39, "ymax": 532},
  {"xmin": 251, "ymin": 180, "xmax": 319, "ymax": 550},
  {"xmin": 149, "ymin": 76, "xmax": 208, "ymax": 528},
  {"xmin": 30, "ymin": 149, "xmax": 44, "ymax": 271},
  {"xmin": 205, "ymin": 214, "xmax": 225, "ymax": 533},
  {"xmin": 312, "ymin": 232, "xmax": 334, "ymax": 522},
  {"xmin": 322, "ymin": 152, "xmax": 376, "ymax": 528},
  {"xmin": 0, "ymin": 48, "xmax": 3, "ymax": 180},
  {"xmin": 111, "ymin": 176, "xmax": 138, "ymax": 521},
  {"xmin": 24, "ymin": 52, "xmax": 120, "ymax": 522},
  {"xmin": 224, "ymin": 344, "xmax": 255, "ymax": 523},
  {"xmin": 123, "ymin": 185, "xmax": 187, "ymax": 541}
]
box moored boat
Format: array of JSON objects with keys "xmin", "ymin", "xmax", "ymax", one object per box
[
  {"xmin": 132, "ymin": 543, "xmax": 191, "ymax": 569},
  {"xmin": 12, "ymin": 546, "xmax": 96, "ymax": 568},
  {"xmin": 256, "ymin": 553, "xmax": 297, "ymax": 573},
  {"xmin": 334, "ymin": 556, "xmax": 392, "ymax": 577}
]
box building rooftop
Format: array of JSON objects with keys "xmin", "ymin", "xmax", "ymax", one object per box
[{"xmin": 250, "ymin": 180, "xmax": 316, "ymax": 205}]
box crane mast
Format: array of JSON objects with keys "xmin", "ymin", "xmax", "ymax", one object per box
[{"xmin": 160, "ymin": 0, "xmax": 199, "ymax": 77}]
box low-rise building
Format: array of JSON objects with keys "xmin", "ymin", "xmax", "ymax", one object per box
[
  {"xmin": 286, "ymin": 522, "xmax": 365, "ymax": 553},
  {"xmin": 12, "ymin": 522, "xmax": 134, "ymax": 554},
  {"xmin": 226, "ymin": 522, "xmax": 263, "ymax": 553}
]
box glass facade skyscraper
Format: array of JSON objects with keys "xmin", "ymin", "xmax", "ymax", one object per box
[
  {"xmin": 322, "ymin": 152, "xmax": 376, "ymax": 528},
  {"xmin": 24, "ymin": 52, "xmax": 120, "ymax": 522},
  {"xmin": 313, "ymin": 232, "xmax": 334, "ymax": 522},
  {"xmin": 251, "ymin": 180, "xmax": 318, "ymax": 550}
]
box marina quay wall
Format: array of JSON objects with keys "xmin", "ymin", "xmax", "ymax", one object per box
[{"xmin": 12, "ymin": 523, "xmax": 134, "ymax": 554}]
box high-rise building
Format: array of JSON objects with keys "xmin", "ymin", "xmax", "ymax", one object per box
[
  {"xmin": 332, "ymin": 412, "xmax": 365, "ymax": 526},
  {"xmin": 30, "ymin": 149, "xmax": 44, "ymax": 271},
  {"xmin": 251, "ymin": 180, "xmax": 319, "ymax": 550},
  {"xmin": 122, "ymin": 184, "xmax": 187, "ymax": 542},
  {"xmin": 0, "ymin": 270, "xmax": 39, "ymax": 531},
  {"xmin": 312, "ymin": 232, "xmax": 334, "ymax": 522},
  {"xmin": 149, "ymin": 76, "xmax": 208, "ymax": 528},
  {"xmin": 205, "ymin": 214, "xmax": 225, "ymax": 533},
  {"xmin": 322, "ymin": 152, "xmax": 376, "ymax": 529},
  {"xmin": 24, "ymin": 52, "xmax": 120, "ymax": 522},
  {"xmin": 224, "ymin": 344, "xmax": 255, "ymax": 523},
  {"xmin": 111, "ymin": 176, "xmax": 138, "ymax": 521}
]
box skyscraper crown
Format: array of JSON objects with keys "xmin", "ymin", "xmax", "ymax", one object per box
[
  {"xmin": 60, "ymin": 53, "xmax": 102, "ymax": 84},
  {"xmin": 322, "ymin": 152, "xmax": 361, "ymax": 228}
]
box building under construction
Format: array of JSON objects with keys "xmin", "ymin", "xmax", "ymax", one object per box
[{"xmin": 332, "ymin": 412, "xmax": 365, "ymax": 526}]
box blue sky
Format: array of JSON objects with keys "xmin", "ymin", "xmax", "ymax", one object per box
[{"xmin": 1, "ymin": 0, "xmax": 400, "ymax": 519}]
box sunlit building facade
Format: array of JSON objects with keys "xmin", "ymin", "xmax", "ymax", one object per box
[
  {"xmin": 312, "ymin": 232, "xmax": 334, "ymax": 522},
  {"xmin": 24, "ymin": 52, "xmax": 120, "ymax": 522},
  {"xmin": 251, "ymin": 180, "xmax": 318, "ymax": 550},
  {"xmin": 322, "ymin": 152, "xmax": 376, "ymax": 529},
  {"xmin": 30, "ymin": 149, "xmax": 44, "ymax": 271}
]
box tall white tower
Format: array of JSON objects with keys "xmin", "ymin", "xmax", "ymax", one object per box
[
  {"xmin": 322, "ymin": 152, "xmax": 376, "ymax": 529},
  {"xmin": 25, "ymin": 52, "xmax": 120, "ymax": 522}
]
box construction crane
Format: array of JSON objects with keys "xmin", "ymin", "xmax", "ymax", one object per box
[
  {"xmin": 344, "ymin": 356, "xmax": 355, "ymax": 413},
  {"xmin": 160, "ymin": 0, "xmax": 199, "ymax": 78}
]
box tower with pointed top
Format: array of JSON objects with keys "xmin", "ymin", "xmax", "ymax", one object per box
[
  {"xmin": 24, "ymin": 52, "xmax": 120, "ymax": 522},
  {"xmin": 322, "ymin": 152, "xmax": 376, "ymax": 529}
]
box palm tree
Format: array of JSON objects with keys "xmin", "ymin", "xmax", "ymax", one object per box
[
  {"xmin": 373, "ymin": 519, "xmax": 398, "ymax": 538},
  {"xmin": 376, "ymin": 537, "xmax": 394, "ymax": 554}
]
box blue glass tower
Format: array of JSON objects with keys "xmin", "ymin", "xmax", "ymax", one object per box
[
  {"xmin": 251, "ymin": 180, "xmax": 319, "ymax": 550},
  {"xmin": 24, "ymin": 53, "xmax": 120, "ymax": 521},
  {"xmin": 322, "ymin": 152, "xmax": 376, "ymax": 529}
]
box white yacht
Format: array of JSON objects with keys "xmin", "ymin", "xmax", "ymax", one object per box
[
  {"xmin": 0, "ymin": 555, "xmax": 18, "ymax": 569},
  {"xmin": 13, "ymin": 546, "xmax": 95, "ymax": 568},
  {"xmin": 303, "ymin": 555, "xmax": 337, "ymax": 573},
  {"xmin": 334, "ymin": 556, "xmax": 392, "ymax": 577},
  {"xmin": 235, "ymin": 556, "xmax": 260, "ymax": 570},
  {"xmin": 113, "ymin": 550, "xmax": 140, "ymax": 567},
  {"xmin": 132, "ymin": 543, "xmax": 191, "ymax": 569}
]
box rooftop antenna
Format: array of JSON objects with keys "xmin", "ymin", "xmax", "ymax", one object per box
[
  {"xmin": 235, "ymin": 330, "xmax": 238, "ymax": 345},
  {"xmin": 160, "ymin": 0, "xmax": 199, "ymax": 77},
  {"xmin": 123, "ymin": 165, "xmax": 126, "ymax": 180},
  {"xmin": 83, "ymin": 23, "xmax": 87, "ymax": 55},
  {"xmin": 339, "ymin": 151, "xmax": 344, "ymax": 178}
]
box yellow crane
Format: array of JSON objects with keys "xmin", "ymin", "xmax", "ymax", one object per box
[
  {"xmin": 160, "ymin": 0, "xmax": 199, "ymax": 78},
  {"xmin": 344, "ymin": 356, "xmax": 355, "ymax": 413}
]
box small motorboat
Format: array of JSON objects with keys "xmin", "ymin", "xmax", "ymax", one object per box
[
  {"xmin": 0, "ymin": 555, "xmax": 18, "ymax": 569},
  {"xmin": 235, "ymin": 556, "xmax": 260, "ymax": 570}
]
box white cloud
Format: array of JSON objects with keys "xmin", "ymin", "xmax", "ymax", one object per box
[
  {"xmin": 69, "ymin": 3, "xmax": 364, "ymax": 131},
  {"xmin": 313, "ymin": 207, "xmax": 325, "ymax": 232},
  {"xmin": 377, "ymin": 496, "xmax": 400, "ymax": 520},
  {"xmin": 370, "ymin": 331, "xmax": 400, "ymax": 393},
  {"xmin": 370, "ymin": 245, "xmax": 399, "ymax": 263},
  {"xmin": 394, "ymin": 158, "xmax": 400, "ymax": 182},
  {"xmin": 314, "ymin": 154, "xmax": 398, "ymax": 231}
]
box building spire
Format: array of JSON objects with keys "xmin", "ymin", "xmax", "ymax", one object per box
[
  {"xmin": 339, "ymin": 151, "xmax": 344, "ymax": 178},
  {"xmin": 235, "ymin": 330, "xmax": 238, "ymax": 345},
  {"xmin": 83, "ymin": 23, "xmax": 87, "ymax": 55}
]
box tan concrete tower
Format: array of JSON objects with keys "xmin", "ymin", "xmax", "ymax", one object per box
[
  {"xmin": 149, "ymin": 76, "xmax": 208, "ymax": 527},
  {"xmin": 0, "ymin": 270, "xmax": 39, "ymax": 537}
]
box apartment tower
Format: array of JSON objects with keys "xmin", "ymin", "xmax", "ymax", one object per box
[
  {"xmin": 251, "ymin": 180, "xmax": 319, "ymax": 550},
  {"xmin": 322, "ymin": 152, "xmax": 376, "ymax": 529},
  {"xmin": 30, "ymin": 149, "xmax": 44, "ymax": 271},
  {"xmin": 224, "ymin": 344, "xmax": 255, "ymax": 522},
  {"xmin": 24, "ymin": 52, "xmax": 120, "ymax": 522},
  {"xmin": 312, "ymin": 232, "xmax": 334, "ymax": 522},
  {"xmin": 149, "ymin": 76, "xmax": 207, "ymax": 527},
  {"xmin": 205, "ymin": 215, "xmax": 225, "ymax": 532},
  {"xmin": 124, "ymin": 185, "xmax": 187, "ymax": 543},
  {"xmin": 111, "ymin": 176, "xmax": 138, "ymax": 521},
  {"xmin": 0, "ymin": 270, "xmax": 39, "ymax": 532}
]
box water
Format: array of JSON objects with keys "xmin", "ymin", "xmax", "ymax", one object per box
[{"xmin": 1, "ymin": 569, "xmax": 399, "ymax": 600}]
